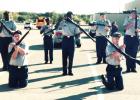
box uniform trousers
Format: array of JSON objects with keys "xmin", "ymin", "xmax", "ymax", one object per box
[
  {"xmin": 124, "ymin": 35, "xmax": 139, "ymax": 71},
  {"xmin": 0, "ymin": 37, "xmax": 12, "ymax": 70},
  {"xmin": 8, "ymin": 65, "xmax": 28, "ymax": 88},
  {"xmin": 96, "ymin": 36, "xmax": 107, "ymax": 62},
  {"xmin": 43, "ymin": 35, "xmax": 53, "ymax": 63},
  {"xmin": 62, "ymin": 36, "xmax": 75, "ymax": 74},
  {"xmin": 105, "ymin": 64, "xmax": 124, "ymax": 90}
]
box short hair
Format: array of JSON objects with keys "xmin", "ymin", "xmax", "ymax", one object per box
[
  {"xmin": 3, "ymin": 11, "xmax": 9, "ymax": 16},
  {"xmin": 13, "ymin": 30, "xmax": 22, "ymax": 36},
  {"xmin": 66, "ymin": 11, "xmax": 73, "ymax": 17}
]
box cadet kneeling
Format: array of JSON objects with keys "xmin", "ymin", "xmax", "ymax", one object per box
[
  {"xmin": 101, "ymin": 32, "xmax": 125, "ymax": 90},
  {"xmin": 8, "ymin": 30, "xmax": 28, "ymax": 88}
]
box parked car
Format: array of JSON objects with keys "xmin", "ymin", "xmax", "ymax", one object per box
[
  {"xmin": 53, "ymin": 29, "xmax": 81, "ymax": 48},
  {"xmin": 53, "ymin": 30, "xmax": 63, "ymax": 48},
  {"xmin": 24, "ymin": 22, "xmax": 31, "ymax": 29}
]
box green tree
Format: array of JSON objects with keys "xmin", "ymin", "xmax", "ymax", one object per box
[{"xmin": 17, "ymin": 16, "xmax": 25, "ymax": 22}]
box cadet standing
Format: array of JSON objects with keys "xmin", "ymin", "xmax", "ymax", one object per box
[
  {"xmin": 94, "ymin": 13, "xmax": 111, "ymax": 64},
  {"xmin": 101, "ymin": 32, "xmax": 125, "ymax": 90},
  {"xmin": 123, "ymin": 10, "xmax": 140, "ymax": 72},
  {"xmin": 58, "ymin": 11, "xmax": 81, "ymax": 76},
  {"xmin": 0, "ymin": 11, "xmax": 16, "ymax": 71},
  {"xmin": 8, "ymin": 30, "xmax": 28, "ymax": 88},
  {"xmin": 40, "ymin": 17, "xmax": 54, "ymax": 64}
]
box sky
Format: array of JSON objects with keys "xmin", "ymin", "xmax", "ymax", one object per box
[{"xmin": 0, "ymin": 0, "xmax": 133, "ymax": 14}]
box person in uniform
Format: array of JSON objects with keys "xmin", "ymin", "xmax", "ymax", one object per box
[
  {"xmin": 40, "ymin": 17, "xmax": 54, "ymax": 64},
  {"xmin": 0, "ymin": 11, "xmax": 16, "ymax": 71},
  {"xmin": 123, "ymin": 10, "xmax": 140, "ymax": 72},
  {"xmin": 101, "ymin": 32, "xmax": 125, "ymax": 90},
  {"xmin": 8, "ymin": 30, "xmax": 28, "ymax": 88},
  {"xmin": 58, "ymin": 11, "xmax": 81, "ymax": 76},
  {"xmin": 94, "ymin": 13, "xmax": 111, "ymax": 64}
]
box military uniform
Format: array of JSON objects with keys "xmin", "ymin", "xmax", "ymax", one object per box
[
  {"xmin": 59, "ymin": 18, "xmax": 80, "ymax": 75},
  {"xmin": 95, "ymin": 18, "xmax": 111, "ymax": 63},
  {"xmin": 8, "ymin": 40, "xmax": 28, "ymax": 88},
  {"xmin": 40, "ymin": 25, "xmax": 53, "ymax": 64},
  {"xmin": 101, "ymin": 32, "xmax": 124, "ymax": 90},
  {"xmin": 0, "ymin": 20, "xmax": 16, "ymax": 71},
  {"xmin": 123, "ymin": 13, "xmax": 140, "ymax": 72}
]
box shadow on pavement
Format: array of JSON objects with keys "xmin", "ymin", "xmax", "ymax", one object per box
[
  {"xmin": 0, "ymin": 84, "xmax": 14, "ymax": 92},
  {"xmin": 28, "ymin": 74, "xmax": 63, "ymax": 83},
  {"xmin": 56, "ymin": 85, "xmax": 119, "ymax": 100},
  {"xmin": 29, "ymin": 44, "xmax": 62, "ymax": 50},
  {"xmin": 28, "ymin": 63, "xmax": 97, "ymax": 74},
  {"xmin": 42, "ymin": 75, "xmax": 101, "ymax": 92},
  {"xmin": 29, "ymin": 44, "xmax": 44, "ymax": 50}
]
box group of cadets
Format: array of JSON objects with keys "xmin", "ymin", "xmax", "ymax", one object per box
[{"xmin": 0, "ymin": 10, "xmax": 140, "ymax": 91}]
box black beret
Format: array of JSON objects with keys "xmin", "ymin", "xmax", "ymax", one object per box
[
  {"xmin": 111, "ymin": 32, "xmax": 121, "ymax": 37},
  {"xmin": 100, "ymin": 13, "xmax": 105, "ymax": 16},
  {"xmin": 13, "ymin": 30, "xmax": 22, "ymax": 36}
]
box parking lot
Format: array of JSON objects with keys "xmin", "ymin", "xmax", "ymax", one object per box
[{"xmin": 0, "ymin": 24, "xmax": 140, "ymax": 100}]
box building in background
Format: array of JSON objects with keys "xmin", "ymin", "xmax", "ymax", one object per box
[{"xmin": 125, "ymin": 0, "xmax": 140, "ymax": 11}]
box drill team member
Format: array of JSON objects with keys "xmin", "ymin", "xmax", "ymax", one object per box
[
  {"xmin": 0, "ymin": 11, "xmax": 16, "ymax": 71},
  {"xmin": 123, "ymin": 10, "xmax": 140, "ymax": 72},
  {"xmin": 8, "ymin": 30, "xmax": 28, "ymax": 88},
  {"xmin": 58, "ymin": 11, "xmax": 81, "ymax": 76},
  {"xmin": 101, "ymin": 32, "xmax": 125, "ymax": 90},
  {"xmin": 40, "ymin": 17, "xmax": 53, "ymax": 64},
  {"xmin": 95, "ymin": 13, "xmax": 111, "ymax": 64}
]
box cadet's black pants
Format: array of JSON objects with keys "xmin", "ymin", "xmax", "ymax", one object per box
[
  {"xmin": 43, "ymin": 35, "xmax": 53, "ymax": 62},
  {"xmin": 105, "ymin": 64, "xmax": 124, "ymax": 90},
  {"xmin": 8, "ymin": 65, "xmax": 28, "ymax": 88},
  {"xmin": 0, "ymin": 37, "xmax": 12, "ymax": 70},
  {"xmin": 96, "ymin": 36, "xmax": 107, "ymax": 62},
  {"xmin": 124, "ymin": 35, "xmax": 139, "ymax": 71},
  {"xmin": 62, "ymin": 36, "xmax": 75, "ymax": 74}
]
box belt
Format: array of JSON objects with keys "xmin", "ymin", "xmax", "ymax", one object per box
[
  {"xmin": 109, "ymin": 64, "xmax": 120, "ymax": 68},
  {"xmin": 114, "ymin": 65, "xmax": 120, "ymax": 68},
  {"xmin": 45, "ymin": 35, "xmax": 52, "ymax": 37},
  {"xmin": 64, "ymin": 36, "xmax": 74, "ymax": 38},
  {"xmin": 125, "ymin": 35, "xmax": 136, "ymax": 37},
  {"xmin": 10, "ymin": 65, "xmax": 26, "ymax": 68}
]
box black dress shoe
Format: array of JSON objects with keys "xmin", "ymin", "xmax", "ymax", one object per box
[
  {"xmin": 103, "ymin": 60, "xmax": 107, "ymax": 64},
  {"xmin": 101, "ymin": 75, "xmax": 106, "ymax": 85},
  {"xmin": 125, "ymin": 70, "xmax": 131, "ymax": 73},
  {"xmin": 2, "ymin": 67, "xmax": 8, "ymax": 71},
  {"xmin": 45, "ymin": 61, "xmax": 48, "ymax": 64},
  {"xmin": 96, "ymin": 61, "xmax": 101, "ymax": 64},
  {"xmin": 131, "ymin": 69, "xmax": 137, "ymax": 73},
  {"xmin": 62, "ymin": 73, "xmax": 67, "ymax": 76},
  {"xmin": 68, "ymin": 72, "xmax": 73, "ymax": 76}
]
